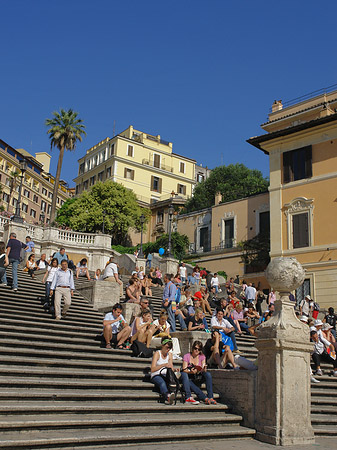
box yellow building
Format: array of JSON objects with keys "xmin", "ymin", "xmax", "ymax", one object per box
[
  {"xmin": 0, "ymin": 139, "xmax": 73, "ymax": 225},
  {"xmin": 248, "ymin": 88, "xmax": 337, "ymax": 308},
  {"xmin": 74, "ymin": 125, "xmax": 196, "ymax": 205},
  {"xmin": 177, "ymin": 192, "xmax": 270, "ymax": 289}
]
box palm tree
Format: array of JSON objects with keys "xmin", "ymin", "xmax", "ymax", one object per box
[
  {"xmin": 45, "ymin": 109, "xmax": 86, "ymax": 224},
  {"xmin": 8, "ymin": 170, "xmax": 20, "ymax": 213}
]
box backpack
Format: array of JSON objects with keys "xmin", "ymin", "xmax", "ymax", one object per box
[
  {"xmin": 159, "ymin": 367, "xmax": 180, "ymax": 404},
  {"xmin": 313, "ymin": 302, "xmax": 320, "ymax": 312},
  {"xmin": 130, "ymin": 340, "xmax": 153, "ymax": 358}
]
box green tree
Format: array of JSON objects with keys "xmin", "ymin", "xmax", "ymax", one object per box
[
  {"xmin": 55, "ymin": 180, "xmax": 149, "ymax": 244},
  {"xmin": 45, "ymin": 109, "xmax": 86, "ymax": 223},
  {"xmin": 183, "ymin": 163, "xmax": 269, "ymax": 213},
  {"xmin": 143, "ymin": 232, "xmax": 190, "ymax": 261},
  {"xmin": 238, "ymin": 232, "xmax": 270, "ymax": 274}
]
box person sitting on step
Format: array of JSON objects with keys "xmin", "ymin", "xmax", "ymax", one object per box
[
  {"xmin": 76, "ymin": 258, "xmax": 91, "ymax": 281},
  {"xmin": 311, "ymin": 330, "xmax": 337, "ymax": 377},
  {"xmin": 125, "ymin": 278, "xmax": 141, "ymax": 303},
  {"xmin": 230, "ymin": 303, "xmax": 251, "ymax": 335},
  {"xmin": 188, "ymin": 308, "xmax": 208, "ymax": 332},
  {"xmin": 181, "ymin": 340, "xmax": 216, "ymax": 404},
  {"xmin": 150, "ymin": 337, "xmax": 178, "ymax": 405},
  {"xmin": 141, "ymin": 274, "xmax": 153, "ymax": 297},
  {"xmin": 25, "ymin": 254, "xmax": 37, "ymax": 278},
  {"xmin": 103, "ymin": 303, "xmax": 132, "ymax": 349},
  {"xmin": 131, "ymin": 309, "xmax": 154, "ymax": 348},
  {"xmin": 211, "ymin": 308, "xmax": 240, "ymax": 353},
  {"xmin": 203, "ymin": 330, "xmax": 239, "ymax": 370}
]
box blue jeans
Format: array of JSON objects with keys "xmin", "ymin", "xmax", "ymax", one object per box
[
  {"xmin": 45, "ymin": 281, "xmax": 52, "ymax": 301},
  {"xmin": 181, "ymin": 371, "xmax": 213, "ymax": 400},
  {"xmin": 239, "ymin": 322, "xmax": 251, "ymax": 334},
  {"xmin": 151, "ymin": 375, "xmax": 168, "ymax": 396},
  {"xmin": 164, "ymin": 303, "xmax": 187, "ymax": 332},
  {"xmin": 3, "ymin": 258, "xmax": 19, "ymax": 289},
  {"xmin": 0, "ymin": 268, "xmax": 6, "ymax": 284}
]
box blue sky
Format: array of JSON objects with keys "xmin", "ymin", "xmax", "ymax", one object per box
[{"xmin": 1, "ymin": 0, "xmax": 337, "ymax": 187}]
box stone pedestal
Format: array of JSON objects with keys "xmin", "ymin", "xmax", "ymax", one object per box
[
  {"xmin": 171, "ymin": 331, "xmax": 210, "ymax": 356},
  {"xmin": 76, "ymin": 281, "xmax": 120, "ymax": 314},
  {"xmin": 255, "ymin": 257, "xmax": 315, "ymax": 446},
  {"xmin": 122, "ymin": 303, "xmax": 141, "ymax": 325}
]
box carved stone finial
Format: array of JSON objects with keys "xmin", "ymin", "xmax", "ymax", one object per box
[{"xmin": 265, "ymin": 257, "xmax": 305, "ymax": 293}]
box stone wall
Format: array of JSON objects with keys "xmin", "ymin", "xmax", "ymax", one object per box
[
  {"xmin": 210, "ymin": 369, "xmax": 257, "ymax": 429},
  {"xmin": 76, "ymin": 280, "xmax": 120, "ymax": 314}
]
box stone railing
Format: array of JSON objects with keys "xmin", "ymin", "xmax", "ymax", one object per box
[{"xmin": 57, "ymin": 230, "xmax": 96, "ymax": 245}]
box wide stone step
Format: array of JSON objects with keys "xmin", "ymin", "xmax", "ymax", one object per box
[
  {"xmin": 313, "ymin": 425, "xmax": 337, "ymax": 435},
  {"xmin": 311, "ymin": 405, "xmax": 337, "ymax": 414},
  {"xmin": 0, "ymin": 377, "xmax": 153, "ymax": 391},
  {"xmin": 0, "ymin": 317, "xmax": 101, "ymax": 334},
  {"xmin": 311, "ymin": 389, "xmax": 337, "ymax": 397},
  {"xmin": 0, "ymin": 424, "xmax": 255, "ymax": 449},
  {"xmin": 0, "ymin": 401, "xmax": 231, "ymax": 416},
  {"xmin": 311, "ymin": 414, "xmax": 337, "ymax": 425},
  {"xmin": 0, "ymin": 297, "xmax": 103, "ymax": 317},
  {"xmin": 0, "ymin": 389, "xmax": 220, "ymax": 402},
  {"xmin": 0, "ymin": 412, "xmax": 243, "ymax": 432},
  {"xmin": 0, "ymin": 366, "xmax": 147, "ymax": 380},
  {"xmin": 0, "ymin": 355, "xmax": 154, "ymax": 372}
]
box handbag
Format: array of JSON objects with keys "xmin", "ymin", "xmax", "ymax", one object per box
[{"xmin": 219, "ymin": 330, "xmax": 234, "ymax": 351}]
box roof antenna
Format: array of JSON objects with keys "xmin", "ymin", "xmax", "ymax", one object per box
[{"xmin": 113, "ymin": 120, "xmax": 116, "ymax": 137}]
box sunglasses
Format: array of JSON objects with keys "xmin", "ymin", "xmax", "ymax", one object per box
[{"xmin": 193, "ymin": 347, "xmax": 202, "ymax": 351}]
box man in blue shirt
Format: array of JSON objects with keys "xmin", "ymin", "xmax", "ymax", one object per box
[
  {"xmin": 25, "ymin": 236, "xmax": 35, "ymax": 253},
  {"xmin": 53, "ymin": 247, "xmax": 75, "ymax": 270},
  {"xmin": 162, "ymin": 273, "xmax": 187, "ymax": 332},
  {"xmin": 50, "ymin": 260, "xmax": 75, "ymax": 320}
]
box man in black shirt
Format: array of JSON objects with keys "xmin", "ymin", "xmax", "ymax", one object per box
[
  {"xmin": 4, "ymin": 233, "xmax": 26, "ymax": 291},
  {"xmin": 203, "ymin": 330, "xmax": 238, "ymax": 370},
  {"xmin": 324, "ymin": 307, "xmax": 337, "ymax": 339}
]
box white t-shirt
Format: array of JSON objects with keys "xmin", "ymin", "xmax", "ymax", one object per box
[
  {"xmin": 104, "ymin": 263, "xmax": 118, "ymax": 278},
  {"xmin": 179, "ymin": 266, "xmax": 187, "ymax": 278},
  {"xmin": 211, "ymin": 276, "xmax": 219, "ymax": 287},
  {"xmin": 245, "ymin": 286, "xmax": 256, "ymax": 300},
  {"xmin": 211, "ymin": 316, "xmax": 233, "ymax": 330},
  {"xmin": 46, "ymin": 266, "xmax": 59, "ymax": 283},
  {"xmin": 153, "ymin": 319, "xmax": 170, "ymax": 333},
  {"xmin": 38, "ymin": 260, "xmax": 48, "ymax": 269},
  {"xmin": 300, "ymin": 300, "xmax": 313, "ymax": 316},
  {"xmin": 138, "ymin": 271, "xmax": 144, "ymax": 280},
  {"xmin": 103, "ymin": 312, "xmax": 125, "ymax": 334}
]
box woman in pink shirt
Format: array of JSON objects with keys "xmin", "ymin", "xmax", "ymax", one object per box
[
  {"xmin": 231, "ymin": 303, "xmax": 251, "ymax": 335},
  {"xmin": 181, "ymin": 340, "xmax": 216, "ymax": 404}
]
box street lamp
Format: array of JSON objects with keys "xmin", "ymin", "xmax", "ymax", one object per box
[
  {"xmin": 102, "ymin": 209, "xmax": 106, "ymax": 234},
  {"xmin": 12, "ymin": 159, "xmax": 27, "ymax": 223},
  {"xmin": 138, "ymin": 214, "xmax": 146, "ymax": 258},
  {"xmin": 167, "ymin": 204, "xmax": 174, "ymax": 258}
]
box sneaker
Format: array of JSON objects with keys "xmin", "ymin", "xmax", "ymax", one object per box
[
  {"xmin": 55, "ymin": 316, "xmax": 61, "ymax": 320},
  {"xmin": 173, "ymin": 354, "xmax": 182, "ymax": 361},
  {"xmin": 165, "ymin": 392, "xmax": 175, "ymax": 405},
  {"xmin": 185, "ymin": 397, "xmax": 199, "ymax": 405},
  {"xmin": 333, "ymin": 371, "xmax": 337, "ymax": 378},
  {"xmin": 311, "ymin": 376, "xmax": 320, "ymax": 383},
  {"xmin": 0, "ymin": 283, "xmax": 7, "ymax": 286},
  {"xmin": 13, "ymin": 288, "xmax": 18, "ymax": 292},
  {"xmin": 316, "ymin": 369, "xmax": 323, "ymax": 376},
  {"xmin": 233, "ymin": 349, "xmax": 242, "ymax": 354}
]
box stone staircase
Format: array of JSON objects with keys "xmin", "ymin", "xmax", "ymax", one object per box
[{"xmin": 0, "ymin": 269, "xmax": 256, "ymax": 449}]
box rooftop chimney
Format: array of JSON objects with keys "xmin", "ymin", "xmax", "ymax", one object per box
[{"xmin": 271, "ymin": 100, "xmax": 283, "ymax": 113}]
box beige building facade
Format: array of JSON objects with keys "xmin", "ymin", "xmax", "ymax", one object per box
[
  {"xmin": 248, "ymin": 88, "xmax": 337, "ymax": 309},
  {"xmin": 177, "ymin": 192, "xmax": 270, "ymax": 288},
  {"xmin": 0, "ymin": 139, "xmax": 72, "ymax": 225}
]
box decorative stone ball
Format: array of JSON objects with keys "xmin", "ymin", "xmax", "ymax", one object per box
[{"xmin": 265, "ymin": 257, "xmax": 305, "ymax": 292}]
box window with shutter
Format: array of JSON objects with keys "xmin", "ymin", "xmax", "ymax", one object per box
[
  {"xmin": 292, "ymin": 213, "xmax": 309, "ymax": 248},
  {"xmin": 154, "ymin": 154, "xmax": 160, "ymax": 168},
  {"xmin": 283, "ymin": 146, "xmax": 312, "ymax": 183}
]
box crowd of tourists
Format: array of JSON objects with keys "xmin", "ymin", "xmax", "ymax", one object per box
[{"xmin": 1, "ymin": 237, "xmax": 336, "ymax": 404}]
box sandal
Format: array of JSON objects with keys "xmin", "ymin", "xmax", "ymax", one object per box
[
  {"xmin": 209, "ymin": 398, "xmax": 217, "ymax": 405},
  {"xmin": 105, "ymin": 343, "xmax": 112, "ymax": 349},
  {"xmin": 116, "ymin": 344, "xmax": 124, "ymax": 349}
]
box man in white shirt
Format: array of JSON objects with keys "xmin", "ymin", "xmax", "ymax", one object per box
[
  {"xmin": 179, "ymin": 263, "xmax": 187, "ymax": 284},
  {"xmin": 103, "ymin": 303, "xmax": 131, "ymax": 349},
  {"xmin": 103, "ymin": 256, "xmax": 123, "ymax": 297},
  {"xmin": 50, "ymin": 260, "xmax": 75, "ymax": 320},
  {"xmin": 300, "ymin": 295, "xmax": 313, "ymax": 317},
  {"xmin": 211, "ymin": 309, "xmax": 239, "ymax": 353}
]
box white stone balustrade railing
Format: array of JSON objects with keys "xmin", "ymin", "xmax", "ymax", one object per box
[{"xmin": 57, "ymin": 230, "xmax": 95, "ymax": 245}]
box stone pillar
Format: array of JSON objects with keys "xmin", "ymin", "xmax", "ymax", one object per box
[
  {"xmin": 76, "ymin": 281, "xmax": 120, "ymax": 314},
  {"xmin": 255, "ymin": 257, "xmax": 315, "ymax": 446}
]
